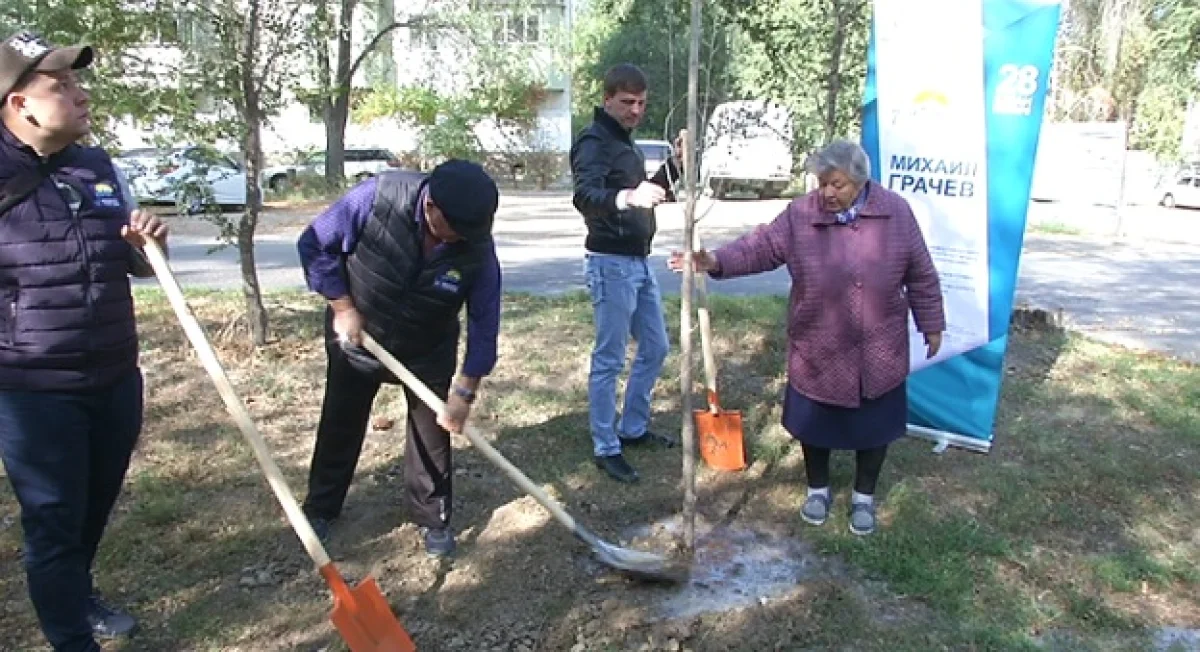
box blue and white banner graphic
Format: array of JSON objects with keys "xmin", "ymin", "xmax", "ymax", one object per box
[{"xmin": 862, "ymin": 0, "xmax": 1063, "ymax": 449}]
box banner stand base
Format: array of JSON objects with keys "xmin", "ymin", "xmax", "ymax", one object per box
[{"xmin": 906, "ymin": 424, "xmax": 992, "ymax": 454}]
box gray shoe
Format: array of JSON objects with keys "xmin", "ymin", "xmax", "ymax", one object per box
[
  {"xmin": 421, "ymin": 526, "xmax": 456, "ymax": 558},
  {"xmin": 800, "ymin": 493, "xmax": 831, "ymax": 526},
  {"xmin": 849, "ymin": 502, "xmax": 876, "ymax": 536},
  {"xmin": 87, "ymin": 593, "xmax": 137, "ymax": 639}
]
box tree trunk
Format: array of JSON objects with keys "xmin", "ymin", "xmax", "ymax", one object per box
[
  {"xmin": 238, "ymin": 212, "xmax": 268, "ymax": 346},
  {"xmin": 700, "ymin": 15, "xmax": 721, "ymax": 129},
  {"xmin": 666, "ymin": 0, "xmax": 675, "ymax": 121},
  {"xmin": 325, "ymin": 0, "xmax": 356, "ymax": 187},
  {"xmin": 680, "ymin": 0, "xmax": 703, "ymax": 556},
  {"xmin": 240, "ymin": 0, "xmax": 269, "ymax": 346},
  {"xmin": 325, "ymin": 100, "xmax": 348, "ymax": 189},
  {"xmin": 824, "ymin": 0, "xmax": 849, "ymax": 144},
  {"xmin": 314, "ymin": 0, "xmax": 337, "ymax": 191},
  {"xmin": 1101, "ymin": 0, "xmax": 1127, "ymax": 86},
  {"xmin": 318, "ymin": 2, "xmax": 418, "ymax": 188}
]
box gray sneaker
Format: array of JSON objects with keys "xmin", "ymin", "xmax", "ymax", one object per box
[
  {"xmin": 87, "ymin": 593, "xmax": 137, "ymax": 639},
  {"xmin": 421, "ymin": 526, "xmax": 456, "ymax": 558},
  {"xmin": 800, "ymin": 493, "xmax": 831, "ymax": 526},
  {"xmin": 849, "ymin": 502, "xmax": 876, "ymax": 536}
]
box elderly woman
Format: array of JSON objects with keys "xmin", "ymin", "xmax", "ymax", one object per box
[{"xmin": 671, "ymin": 140, "xmax": 945, "ymax": 535}]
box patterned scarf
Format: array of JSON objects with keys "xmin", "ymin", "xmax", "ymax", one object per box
[{"xmin": 834, "ymin": 183, "xmax": 869, "ymax": 225}]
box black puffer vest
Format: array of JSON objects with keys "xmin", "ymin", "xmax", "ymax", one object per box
[
  {"xmin": 344, "ymin": 171, "xmax": 489, "ymax": 382},
  {"xmin": 0, "ymin": 126, "xmax": 138, "ymax": 391}
]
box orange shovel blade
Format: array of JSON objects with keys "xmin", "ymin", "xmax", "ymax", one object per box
[
  {"xmin": 321, "ymin": 566, "xmax": 416, "ymax": 652},
  {"xmin": 694, "ymin": 407, "xmax": 747, "ymax": 471}
]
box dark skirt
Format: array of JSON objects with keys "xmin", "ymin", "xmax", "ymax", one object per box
[{"xmin": 781, "ymin": 382, "xmax": 908, "ymax": 450}]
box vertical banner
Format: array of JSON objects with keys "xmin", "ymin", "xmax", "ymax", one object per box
[{"xmin": 862, "ymin": 0, "xmax": 1063, "ymax": 450}]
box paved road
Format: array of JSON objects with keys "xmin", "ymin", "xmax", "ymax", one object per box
[
  {"xmin": 137, "ymin": 193, "xmax": 1200, "ymax": 362},
  {"xmin": 1015, "ymin": 235, "xmax": 1199, "ymax": 360},
  {"xmin": 1025, "ymin": 199, "xmax": 1200, "ymax": 245}
]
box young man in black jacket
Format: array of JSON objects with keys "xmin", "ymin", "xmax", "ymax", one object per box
[{"xmin": 569, "ymin": 63, "xmax": 682, "ymax": 484}]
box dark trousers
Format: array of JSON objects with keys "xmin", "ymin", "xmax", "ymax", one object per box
[
  {"xmin": 801, "ymin": 443, "xmax": 889, "ymax": 495},
  {"xmin": 303, "ymin": 335, "xmax": 453, "ymax": 529},
  {"xmin": 0, "ymin": 370, "xmax": 143, "ymax": 652}
]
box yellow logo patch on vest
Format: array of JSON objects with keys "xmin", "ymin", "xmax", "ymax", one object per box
[
  {"xmin": 433, "ymin": 267, "xmax": 463, "ymax": 294},
  {"xmin": 93, "ymin": 182, "xmax": 123, "ymax": 209}
]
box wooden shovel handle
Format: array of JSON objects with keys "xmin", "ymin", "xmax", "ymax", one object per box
[
  {"xmin": 142, "ymin": 239, "xmax": 332, "ymax": 568},
  {"xmin": 692, "ymin": 233, "xmax": 720, "ymax": 413},
  {"xmin": 361, "ymin": 334, "xmax": 588, "ymax": 540}
]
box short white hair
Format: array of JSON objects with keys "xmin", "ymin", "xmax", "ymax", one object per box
[{"xmin": 805, "ymin": 140, "xmax": 871, "ymax": 185}]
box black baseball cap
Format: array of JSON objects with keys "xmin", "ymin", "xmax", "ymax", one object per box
[
  {"xmin": 427, "ymin": 159, "xmax": 499, "ymax": 242},
  {"xmin": 0, "ymin": 31, "xmax": 93, "ymax": 101}
]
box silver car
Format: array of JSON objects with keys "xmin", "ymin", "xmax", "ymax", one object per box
[
  {"xmin": 261, "ymin": 148, "xmax": 400, "ymax": 193},
  {"xmin": 113, "ymin": 146, "xmax": 246, "ymax": 213}
]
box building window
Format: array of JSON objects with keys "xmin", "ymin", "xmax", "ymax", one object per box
[{"xmin": 493, "ymin": 12, "xmax": 540, "ymax": 44}]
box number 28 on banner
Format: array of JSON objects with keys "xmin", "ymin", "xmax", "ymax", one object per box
[{"xmin": 993, "ymin": 64, "xmax": 1039, "ymax": 116}]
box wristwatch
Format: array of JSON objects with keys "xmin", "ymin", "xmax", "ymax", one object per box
[{"xmin": 452, "ymin": 384, "xmax": 476, "ymax": 404}]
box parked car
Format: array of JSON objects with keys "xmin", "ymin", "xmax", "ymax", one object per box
[
  {"xmin": 1160, "ymin": 174, "xmax": 1200, "ymax": 209},
  {"xmin": 635, "ymin": 139, "xmax": 673, "ymax": 180},
  {"xmin": 262, "ymin": 147, "xmax": 400, "ymax": 192},
  {"xmin": 700, "ymin": 100, "xmax": 794, "ymax": 199},
  {"xmin": 114, "ymin": 145, "xmax": 246, "ymax": 213}
]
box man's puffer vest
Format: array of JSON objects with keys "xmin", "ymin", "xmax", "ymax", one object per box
[
  {"xmin": 344, "ymin": 170, "xmax": 489, "ymax": 382},
  {"xmin": 0, "ymin": 127, "xmax": 139, "ymax": 391}
]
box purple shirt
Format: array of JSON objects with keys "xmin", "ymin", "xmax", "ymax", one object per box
[{"xmin": 297, "ymin": 176, "xmax": 502, "ymax": 377}]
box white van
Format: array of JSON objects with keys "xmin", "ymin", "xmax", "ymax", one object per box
[{"xmin": 700, "ymin": 100, "xmax": 794, "ymax": 199}]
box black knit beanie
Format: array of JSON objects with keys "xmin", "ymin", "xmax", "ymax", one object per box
[{"xmin": 427, "ymin": 159, "xmax": 499, "ymax": 242}]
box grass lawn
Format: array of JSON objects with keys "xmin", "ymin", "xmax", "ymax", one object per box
[{"xmin": 0, "ymin": 291, "xmax": 1195, "ymax": 651}]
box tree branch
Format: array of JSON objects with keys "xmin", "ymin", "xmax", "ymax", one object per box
[
  {"xmin": 177, "ymin": 0, "xmax": 231, "ymax": 28},
  {"xmin": 343, "ymin": 17, "xmax": 438, "ymax": 86},
  {"xmin": 254, "ymin": 3, "xmax": 306, "ymax": 98}
]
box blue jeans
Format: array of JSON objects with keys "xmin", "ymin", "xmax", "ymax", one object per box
[
  {"xmin": 0, "ymin": 370, "xmax": 143, "ymax": 652},
  {"xmin": 585, "ymin": 255, "xmax": 670, "ymax": 456}
]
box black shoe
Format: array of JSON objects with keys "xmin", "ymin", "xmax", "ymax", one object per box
[
  {"xmin": 309, "ymin": 516, "xmax": 333, "ymax": 545},
  {"xmin": 87, "ymin": 593, "xmax": 136, "ymax": 640},
  {"xmin": 420, "ymin": 526, "xmax": 456, "ymax": 558},
  {"xmin": 594, "ymin": 454, "xmax": 639, "ymax": 483},
  {"xmin": 621, "ymin": 430, "xmax": 679, "ymax": 449}
]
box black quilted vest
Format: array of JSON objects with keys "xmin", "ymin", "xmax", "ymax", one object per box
[
  {"xmin": 344, "ymin": 171, "xmax": 488, "ymax": 381},
  {"xmin": 0, "ymin": 126, "xmax": 138, "ymax": 391}
]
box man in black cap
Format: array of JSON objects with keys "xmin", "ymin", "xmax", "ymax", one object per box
[
  {"xmin": 0, "ymin": 30, "xmax": 168, "ymax": 652},
  {"xmin": 297, "ymin": 160, "xmax": 501, "ymax": 557}
]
